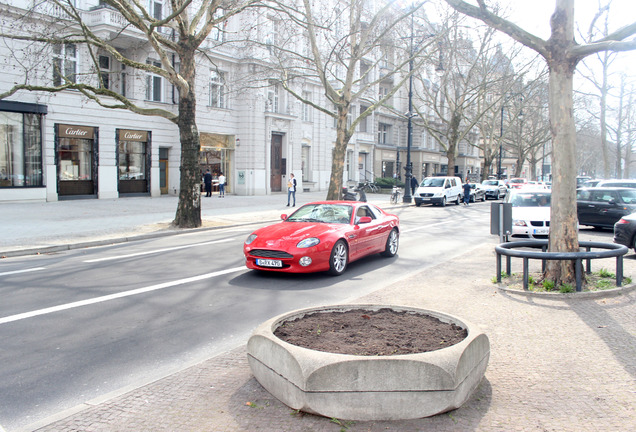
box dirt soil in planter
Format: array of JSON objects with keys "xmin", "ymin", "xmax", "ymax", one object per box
[{"xmin": 274, "ymin": 308, "xmax": 468, "ymax": 356}]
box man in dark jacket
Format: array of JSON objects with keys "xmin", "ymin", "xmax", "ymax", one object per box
[{"xmin": 203, "ymin": 169, "xmax": 212, "ymax": 197}]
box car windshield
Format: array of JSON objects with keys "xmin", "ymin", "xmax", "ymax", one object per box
[
  {"xmin": 420, "ymin": 178, "xmax": 445, "ymax": 187},
  {"xmin": 285, "ymin": 204, "xmax": 353, "ymax": 224},
  {"xmin": 483, "ymin": 180, "xmax": 497, "ymax": 186},
  {"xmin": 618, "ymin": 189, "xmax": 636, "ymax": 204},
  {"xmin": 509, "ymin": 192, "xmax": 551, "ymax": 207}
]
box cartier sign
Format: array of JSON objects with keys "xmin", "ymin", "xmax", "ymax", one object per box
[
  {"xmin": 119, "ymin": 129, "xmax": 148, "ymax": 142},
  {"xmin": 58, "ymin": 124, "xmax": 95, "ymax": 139}
]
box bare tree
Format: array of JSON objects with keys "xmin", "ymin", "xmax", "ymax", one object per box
[
  {"xmin": 0, "ymin": 0, "xmax": 259, "ymax": 228},
  {"xmin": 259, "ymin": 0, "xmax": 435, "ymax": 199},
  {"xmin": 444, "ymin": 0, "xmax": 636, "ymax": 286}
]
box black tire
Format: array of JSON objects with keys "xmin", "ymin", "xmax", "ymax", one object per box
[
  {"xmin": 440, "ymin": 196, "xmax": 446, "ymax": 207},
  {"xmin": 481, "ymin": 194, "xmax": 486, "ymax": 202},
  {"xmin": 415, "ymin": 201, "xmax": 421, "ymax": 207},
  {"xmin": 455, "ymin": 195, "xmax": 461, "ymax": 205},
  {"xmin": 632, "ymin": 235, "xmax": 636, "ymax": 253},
  {"xmin": 381, "ymin": 228, "xmax": 399, "ymax": 257},
  {"xmin": 327, "ymin": 240, "xmax": 348, "ymax": 276}
]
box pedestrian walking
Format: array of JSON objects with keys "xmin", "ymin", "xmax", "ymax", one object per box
[
  {"xmin": 463, "ymin": 179, "xmax": 472, "ymax": 205},
  {"xmin": 218, "ymin": 172, "xmax": 226, "ymax": 197},
  {"xmin": 203, "ymin": 169, "xmax": 212, "ymax": 197},
  {"xmin": 287, "ymin": 173, "xmax": 297, "ymax": 207},
  {"xmin": 410, "ymin": 176, "xmax": 419, "ymax": 196}
]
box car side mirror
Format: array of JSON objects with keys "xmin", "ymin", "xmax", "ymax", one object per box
[
  {"xmin": 281, "ymin": 214, "xmax": 288, "ymax": 220},
  {"xmin": 357, "ymin": 216, "xmax": 372, "ymax": 224},
  {"xmin": 608, "ymin": 199, "xmax": 616, "ymax": 205}
]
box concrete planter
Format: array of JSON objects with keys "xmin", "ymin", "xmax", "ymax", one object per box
[{"xmin": 247, "ymin": 304, "xmax": 490, "ymax": 421}]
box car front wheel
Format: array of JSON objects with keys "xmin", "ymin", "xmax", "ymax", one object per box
[
  {"xmin": 381, "ymin": 228, "xmax": 399, "ymax": 257},
  {"xmin": 328, "ymin": 240, "xmax": 348, "ymax": 276},
  {"xmin": 440, "ymin": 196, "xmax": 446, "ymax": 207}
]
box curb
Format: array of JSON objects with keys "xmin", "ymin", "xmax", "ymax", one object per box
[{"xmin": 496, "ymin": 281, "xmax": 636, "ymax": 299}]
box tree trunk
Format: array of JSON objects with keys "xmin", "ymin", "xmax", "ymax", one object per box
[
  {"xmin": 174, "ymin": 47, "xmax": 202, "ymax": 228},
  {"xmin": 545, "ymin": 60, "xmax": 579, "ymax": 285},
  {"xmin": 326, "ymin": 106, "xmax": 351, "ymax": 200}
]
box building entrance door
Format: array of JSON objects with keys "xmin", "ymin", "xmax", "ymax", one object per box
[{"xmin": 270, "ymin": 133, "xmax": 283, "ymax": 192}]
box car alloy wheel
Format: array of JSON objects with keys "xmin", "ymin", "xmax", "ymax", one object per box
[
  {"xmin": 381, "ymin": 229, "xmax": 399, "ymax": 257},
  {"xmin": 328, "ymin": 240, "xmax": 348, "ymax": 276}
]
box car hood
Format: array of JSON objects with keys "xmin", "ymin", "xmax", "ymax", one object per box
[
  {"xmin": 250, "ymin": 222, "xmax": 344, "ymax": 247},
  {"xmin": 512, "ymin": 207, "xmax": 551, "ymax": 220}
]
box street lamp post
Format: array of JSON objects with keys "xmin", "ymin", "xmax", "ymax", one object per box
[
  {"xmin": 498, "ymin": 105, "xmax": 504, "ymax": 180},
  {"xmin": 403, "ymin": 13, "xmax": 415, "ymax": 204}
]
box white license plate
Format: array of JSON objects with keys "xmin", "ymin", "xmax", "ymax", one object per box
[
  {"xmin": 256, "ymin": 259, "xmax": 283, "ymax": 268},
  {"xmin": 533, "ymin": 228, "xmax": 549, "ymax": 234}
]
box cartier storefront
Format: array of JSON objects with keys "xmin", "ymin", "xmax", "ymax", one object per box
[
  {"xmin": 117, "ymin": 129, "xmax": 151, "ymax": 195},
  {"xmin": 56, "ymin": 124, "xmax": 98, "ymax": 197}
]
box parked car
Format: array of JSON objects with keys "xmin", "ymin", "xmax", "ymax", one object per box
[
  {"xmin": 580, "ymin": 179, "xmax": 603, "ymax": 188},
  {"xmin": 413, "ymin": 176, "xmax": 463, "ymax": 207},
  {"xmin": 504, "ymin": 188, "xmax": 552, "ymax": 240},
  {"xmin": 468, "ymin": 183, "xmax": 486, "ymax": 202},
  {"xmin": 577, "ymin": 187, "xmax": 636, "ymax": 229},
  {"xmin": 508, "ymin": 178, "xmax": 528, "ymax": 189},
  {"xmin": 481, "ymin": 179, "xmax": 507, "ymax": 200},
  {"xmin": 614, "ymin": 213, "xmax": 636, "ymax": 252},
  {"xmin": 594, "ymin": 179, "xmax": 636, "ymax": 189},
  {"xmin": 243, "ymin": 201, "xmax": 399, "ymax": 276}
]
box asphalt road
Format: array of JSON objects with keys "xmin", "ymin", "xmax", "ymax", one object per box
[{"xmin": 1, "ymin": 200, "xmax": 615, "ymax": 431}]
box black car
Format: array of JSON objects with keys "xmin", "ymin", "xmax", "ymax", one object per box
[
  {"xmin": 614, "ymin": 213, "xmax": 636, "ymax": 251},
  {"xmin": 577, "ymin": 187, "xmax": 636, "ymax": 229},
  {"xmin": 468, "ymin": 183, "xmax": 486, "ymax": 203}
]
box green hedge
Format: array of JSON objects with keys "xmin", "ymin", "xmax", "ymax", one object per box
[{"xmin": 375, "ymin": 177, "xmax": 405, "ymax": 188}]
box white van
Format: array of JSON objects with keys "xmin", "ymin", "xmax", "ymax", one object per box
[{"xmin": 414, "ymin": 176, "xmax": 463, "ymax": 207}]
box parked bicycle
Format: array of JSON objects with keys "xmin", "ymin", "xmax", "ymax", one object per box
[
  {"xmin": 360, "ymin": 180, "xmax": 380, "ymax": 193},
  {"xmin": 390, "ymin": 185, "xmax": 402, "ymax": 204}
]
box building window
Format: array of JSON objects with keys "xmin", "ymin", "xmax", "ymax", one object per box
[
  {"xmin": 53, "ymin": 43, "xmax": 77, "ymax": 86},
  {"xmin": 302, "ymin": 145, "xmax": 310, "ymax": 181},
  {"xmin": 359, "ymin": 105, "xmax": 369, "ymax": 132},
  {"xmin": 302, "ymin": 91, "xmax": 312, "ymax": 122},
  {"xmin": 210, "ymin": 70, "xmax": 226, "ymax": 108},
  {"xmin": 149, "ymin": 0, "xmax": 163, "ymax": 19},
  {"xmin": 146, "ymin": 60, "xmax": 163, "ymax": 102},
  {"xmin": 99, "ymin": 55, "xmax": 110, "ymax": 89},
  {"xmin": 267, "ymin": 81, "xmax": 279, "ymax": 113},
  {"xmin": 120, "ymin": 64, "xmax": 127, "ymax": 97},
  {"xmin": 378, "ymin": 123, "xmax": 391, "ymax": 145},
  {"xmin": 0, "ymin": 111, "xmax": 43, "ymax": 187},
  {"xmin": 119, "ymin": 141, "xmax": 146, "ymax": 180}
]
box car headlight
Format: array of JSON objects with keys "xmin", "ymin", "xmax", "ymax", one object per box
[
  {"xmin": 245, "ymin": 234, "xmax": 258, "ymax": 245},
  {"xmin": 513, "ymin": 220, "xmax": 528, "ymax": 227},
  {"xmin": 297, "ymin": 237, "xmax": 320, "ymax": 248}
]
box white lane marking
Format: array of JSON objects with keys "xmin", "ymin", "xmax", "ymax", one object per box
[
  {"xmin": 83, "ymin": 238, "xmax": 235, "ymax": 263},
  {"xmin": 401, "ymin": 220, "xmax": 453, "ymax": 233},
  {"xmin": 0, "ymin": 266, "xmax": 246, "ymax": 325},
  {"xmin": 0, "ymin": 267, "xmax": 46, "ymax": 276}
]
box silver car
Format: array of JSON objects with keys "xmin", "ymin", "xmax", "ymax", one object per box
[{"xmin": 481, "ymin": 179, "xmax": 507, "ymax": 200}]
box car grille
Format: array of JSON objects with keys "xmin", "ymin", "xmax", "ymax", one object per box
[
  {"xmin": 530, "ymin": 221, "xmax": 550, "ymax": 227},
  {"xmin": 419, "ymin": 193, "xmax": 434, "ymax": 197},
  {"xmin": 249, "ymin": 249, "xmax": 293, "ymax": 259}
]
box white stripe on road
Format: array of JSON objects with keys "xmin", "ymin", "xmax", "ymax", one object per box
[
  {"xmin": 0, "ymin": 266, "xmax": 246, "ymax": 325},
  {"xmin": 0, "ymin": 267, "xmax": 46, "ymax": 276},
  {"xmin": 401, "ymin": 220, "xmax": 453, "ymax": 233},
  {"xmin": 83, "ymin": 238, "xmax": 235, "ymax": 263}
]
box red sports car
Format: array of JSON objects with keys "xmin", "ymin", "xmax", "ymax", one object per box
[{"xmin": 244, "ymin": 201, "xmax": 399, "ymax": 275}]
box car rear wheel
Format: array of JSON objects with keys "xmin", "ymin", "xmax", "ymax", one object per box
[
  {"xmin": 455, "ymin": 195, "xmax": 461, "ymax": 205},
  {"xmin": 381, "ymin": 228, "xmax": 399, "ymax": 257},
  {"xmin": 328, "ymin": 240, "xmax": 348, "ymax": 276},
  {"xmin": 632, "ymin": 235, "xmax": 636, "ymax": 253}
]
